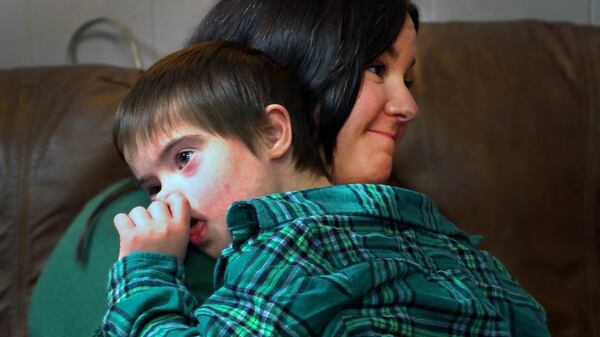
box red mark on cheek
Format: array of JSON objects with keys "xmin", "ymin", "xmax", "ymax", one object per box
[
  {"xmin": 182, "ymin": 159, "xmax": 199, "ymax": 176},
  {"xmin": 214, "ymin": 184, "xmax": 233, "ymax": 202}
]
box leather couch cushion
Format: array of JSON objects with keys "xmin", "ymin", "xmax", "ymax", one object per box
[
  {"xmin": 393, "ymin": 21, "xmax": 600, "ymax": 336},
  {"xmin": 0, "ymin": 66, "xmax": 141, "ymax": 337}
]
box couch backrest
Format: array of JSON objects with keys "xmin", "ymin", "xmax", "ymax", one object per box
[
  {"xmin": 0, "ymin": 65, "xmax": 141, "ymax": 337},
  {"xmin": 393, "ymin": 21, "xmax": 600, "ymax": 336},
  {"xmin": 0, "ymin": 21, "xmax": 598, "ymax": 337}
]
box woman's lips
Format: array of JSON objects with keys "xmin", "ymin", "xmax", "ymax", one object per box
[
  {"xmin": 367, "ymin": 129, "xmax": 396, "ymax": 141},
  {"xmin": 189, "ymin": 218, "xmax": 208, "ymax": 246}
]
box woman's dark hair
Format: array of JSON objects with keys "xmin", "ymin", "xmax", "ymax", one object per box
[
  {"xmin": 114, "ymin": 40, "xmax": 324, "ymax": 175},
  {"xmin": 188, "ymin": 0, "xmax": 419, "ymax": 164}
]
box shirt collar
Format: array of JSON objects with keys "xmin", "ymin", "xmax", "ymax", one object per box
[{"xmin": 225, "ymin": 184, "xmax": 468, "ymax": 245}]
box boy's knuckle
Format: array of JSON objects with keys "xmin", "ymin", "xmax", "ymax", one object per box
[{"xmin": 129, "ymin": 206, "xmax": 145, "ymax": 217}]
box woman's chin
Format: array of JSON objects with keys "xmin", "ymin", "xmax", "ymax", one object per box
[{"xmin": 333, "ymin": 157, "xmax": 393, "ymax": 185}]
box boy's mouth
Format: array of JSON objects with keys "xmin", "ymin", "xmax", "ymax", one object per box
[{"xmin": 189, "ymin": 217, "xmax": 208, "ymax": 246}]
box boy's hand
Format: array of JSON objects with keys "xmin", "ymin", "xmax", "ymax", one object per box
[{"xmin": 114, "ymin": 193, "xmax": 191, "ymax": 261}]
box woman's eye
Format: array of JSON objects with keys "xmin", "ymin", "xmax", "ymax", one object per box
[
  {"xmin": 366, "ymin": 62, "xmax": 386, "ymax": 77},
  {"xmin": 175, "ymin": 150, "xmax": 193, "ymax": 170},
  {"xmin": 404, "ymin": 79, "xmax": 414, "ymax": 89}
]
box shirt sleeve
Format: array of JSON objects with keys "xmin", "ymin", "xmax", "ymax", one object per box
[
  {"xmin": 100, "ymin": 224, "xmax": 385, "ymax": 337},
  {"xmin": 101, "ymin": 252, "xmax": 202, "ymax": 336},
  {"xmin": 192, "ymin": 223, "xmax": 381, "ymax": 337}
]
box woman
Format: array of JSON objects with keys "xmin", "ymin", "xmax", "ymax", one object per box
[{"xmin": 190, "ymin": 0, "xmax": 420, "ymax": 184}]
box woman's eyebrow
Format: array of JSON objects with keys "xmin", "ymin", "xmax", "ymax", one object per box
[
  {"xmin": 383, "ymin": 47, "xmax": 416, "ymax": 68},
  {"xmin": 385, "ymin": 46, "xmax": 399, "ymax": 58}
]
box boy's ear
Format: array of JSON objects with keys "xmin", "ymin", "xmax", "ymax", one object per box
[{"xmin": 264, "ymin": 104, "xmax": 292, "ymax": 160}]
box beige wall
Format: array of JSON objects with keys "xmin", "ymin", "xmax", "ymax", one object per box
[
  {"xmin": 415, "ymin": 0, "xmax": 594, "ymax": 23},
  {"xmin": 1, "ymin": 0, "xmax": 597, "ymax": 68},
  {"xmin": 0, "ymin": 0, "xmax": 218, "ymax": 68}
]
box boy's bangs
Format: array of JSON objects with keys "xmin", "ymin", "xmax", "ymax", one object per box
[{"xmin": 114, "ymin": 94, "xmax": 200, "ymax": 156}]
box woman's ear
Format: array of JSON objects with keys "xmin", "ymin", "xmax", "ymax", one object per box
[{"xmin": 264, "ymin": 104, "xmax": 292, "ymax": 159}]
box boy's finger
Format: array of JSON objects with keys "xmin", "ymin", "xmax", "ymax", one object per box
[
  {"xmin": 129, "ymin": 206, "xmax": 152, "ymax": 226},
  {"xmin": 167, "ymin": 193, "xmax": 190, "ymax": 225},
  {"xmin": 114, "ymin": 213, "xmax": 135, "ymax": 234},
  {"xmin": 148, "ymin": 200, "xmax": 170, "ymax": 223}
]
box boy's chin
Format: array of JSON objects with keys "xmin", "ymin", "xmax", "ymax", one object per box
[
  {"xmin": 189, "ymin": 237, "xmax": 232, "ymax": 260},
  {"xmin": 188, "ymin": 237, "xmax": 221, "ymax": 259},
  {"xmin": 188, "ymin": 240, "xmax": 212, "ymax": 256}
]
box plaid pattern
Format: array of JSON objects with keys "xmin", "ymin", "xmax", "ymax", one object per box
[{"xmin": 101, "ymin": 184, "xmax": 549, "ymax": 336}]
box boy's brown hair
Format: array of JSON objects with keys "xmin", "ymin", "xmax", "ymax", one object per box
[{"xmin": 113, "ymin": 40, "xmax": 325, "ymax": 175}]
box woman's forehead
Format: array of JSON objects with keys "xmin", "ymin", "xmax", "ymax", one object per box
[{"xmin": 382, "ymin": 15, "xmax": 417, "ymax": 62}]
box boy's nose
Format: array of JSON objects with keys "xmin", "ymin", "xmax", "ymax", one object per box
[
  {"xmin": 155, "ymin": 189, "xmax": 169, "ymax": 202},
  {"xmin": 155, "ymin": 183, "xmax": 173, "ymax": 201},
  {"xmin": 155, "ymin": 179, "xmax": 188, "ymax": 205}
]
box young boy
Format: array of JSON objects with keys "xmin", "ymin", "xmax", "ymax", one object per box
[{"xmin": 101, "ymin": 41, "xmax": 549, "ymax": 336}]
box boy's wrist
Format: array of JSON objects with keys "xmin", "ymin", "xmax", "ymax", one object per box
[
  {"xmin": 118, "ymin": 248, "xmax": 186, "ymax": 262},
  {"xmin": 118, "ymin": 250, "xmax": 182, "ymax": 263},
  {"xmin": 108, "ymin": 251, "xmax": 186, "ymax": 304},
  {"xmin": 115, "ymin": 251, "xmax": 184, "ymax": 274}
]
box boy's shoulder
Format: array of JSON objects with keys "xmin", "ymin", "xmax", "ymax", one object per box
[
  {"xmin": 226, "ymin": 183, "xmax": 468, "ymax": 242},
  {"xmin": 219, "ymin": 184, "xmax": 475, "ymax": 283},
  {"xmin": 213, "ymin": 184, "xmax": 549, "ymax": 336}
]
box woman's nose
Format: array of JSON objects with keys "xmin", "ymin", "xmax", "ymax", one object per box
[{"xmin": 384, "ymin": 86, "xmax": 419, "ymax": 123}]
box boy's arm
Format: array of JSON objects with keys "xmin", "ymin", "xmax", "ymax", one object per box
[
  {"xmin": 194, "ymin": 223, "xmax": 361, "ymax": 337},
  {"xmin": 101, "ymin": 194, "xmax": 282, "ymax": 336},
  {"xmin": 101, "ymin": 193, "xmax": 202, "ymax": 336},
  {"xmin": 101, "ymin": 252, "xmax": 202, "ymax": 336},
  {"xmin": 101, "ymin": 196, "xmax": 350, "ymax": 337}
]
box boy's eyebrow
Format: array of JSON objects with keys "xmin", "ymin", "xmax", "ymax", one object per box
[
  {"xmin": 158, "ymin": 135, "xmax": 198, "ymax": 162},
  {"xmin": 137, "ymin": 135, "xmax": 203, "ymax": 187}
]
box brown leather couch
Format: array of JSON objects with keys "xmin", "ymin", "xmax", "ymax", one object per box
[{"xmin": 1, "ymin": 20, "xmax": 598, "ymax": 337}]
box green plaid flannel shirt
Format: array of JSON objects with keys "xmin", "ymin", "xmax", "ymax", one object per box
[{"xmin": 101, "ymin": 184, "xmax": 549, "ymax": 336}]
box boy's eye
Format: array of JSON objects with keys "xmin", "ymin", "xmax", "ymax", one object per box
[
  {"xmin": 175, "ymin": 150, "xmax": 193, "ymax": 170},
  {"xmin": 366, "ymin": 62, "xmax": 386, "ymax": 77}
]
